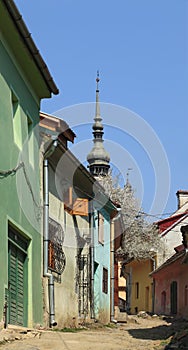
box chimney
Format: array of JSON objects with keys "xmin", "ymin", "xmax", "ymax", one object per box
[
  {"xmin": 181, "ymin": 225, "xmax": 188, "ymax": 249},
  {"xmin": 176, "ymin": 190, "xmax": 188, "ymax": 209}
]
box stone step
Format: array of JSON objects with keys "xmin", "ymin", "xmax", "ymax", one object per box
[
  {"xmin": 7, "ymin": 324, "xmax": 32, "ymax": 332},
  {"xmin": 117, "ymin": 312, "xmax": 128, "ymax": 323}
]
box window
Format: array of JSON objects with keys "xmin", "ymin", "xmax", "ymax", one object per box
[
  {"xmin": 27, "ymin": 115, "xmax": 34, "ymax": 166},
  {"xmin": 27, "ymin": 115, "xmax": 32, "ymax": 135},
  {"xmin": 11, "ymin": 90, "xmax": 22, "ymax": 148},
  {"xmin": 135, "ymin": 282, "xmax": 139, "ymax": 299},
  {"xmin": 98, "ymin": 212, "xmax": 104, "ymax": 244},
  {"xmin": 12, "ymin": 91, "xmax": 18, "ymax": 117},
  {"xmin": 102, "ymin": 268, "xmax": 108, "ymax": 294}
]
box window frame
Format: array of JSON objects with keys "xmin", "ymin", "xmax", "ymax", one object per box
[
  {"xmin": 135, "ymin": 282, "xmax": 139, "ymax": 299},
  {"xmin": 98, "ymin": 212, "xmax": 104, "ymax": 245},
  {"xmin": 102, "ymin": 267, "xmax": 108, "ymax": 294}
]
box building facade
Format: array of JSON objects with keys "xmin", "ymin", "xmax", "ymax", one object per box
[
  {"xmin": 0, "ymin": 1, "xmax": 58, "ymax": 327},
  {"xmin": 40, "ymin": 112, "xmax": 116, "ymax": 326},
  {"xmin": 122, "ymin": 258, "xmax": 155, "ymax": 314},
  {"xmin": 151, "ymin": 251, "xmax": 188, "ymax": 317}
]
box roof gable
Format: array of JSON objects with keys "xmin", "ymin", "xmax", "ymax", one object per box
[{"xmin": 157, "ymin": 213, "xmax": 188, "ymax": 234}]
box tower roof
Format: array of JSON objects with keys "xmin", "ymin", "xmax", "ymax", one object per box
[
  {"xmin": 124, "ymin": 168, "xmax": 133, "ymax": 192},
  {"xmin": 87, "ymin": 72, "xmax": 110, "ymax": 177}
]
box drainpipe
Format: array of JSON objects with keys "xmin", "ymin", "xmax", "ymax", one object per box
[
  {"xmin": 150, "ymin": 256, "xmax": 156, "ymax": 271},
  {"xmin": 43, "ymin": 139, "xmax": 58, "ymax": 327},
  {"xmin": 110, "ymin": 209, "xmax": 121, "ymax": 323},
  {"xmin": 150, "ymin": 256, "xmax": 156, "ymax": 314},
  {"xmin": 110, "ymin": 217, "xmax": 115, "ymax": 322},
  {"xmin": 90, "ymin": 203, "xmax": 95, "ymax": 319}
]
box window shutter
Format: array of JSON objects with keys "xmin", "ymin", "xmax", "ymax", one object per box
[
  {"xmin": 48, "ymin": 241, "xmax": 55, "ymax": 270},
  {"xmin": 102, "ymin": 268, "xmax": 108, "ymax": 294},
  {"xmin": 64, "ymin": 186, "xmax": 88, "ymax": 216},
  {"xmin": 64, "ymin": 187, "xmax": 73, "ymax": 213},
  {"xmin": 72, "ymin": 198, "xmax": 88, "ymax": 216}
]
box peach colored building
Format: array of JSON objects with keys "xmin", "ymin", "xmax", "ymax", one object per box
[{"xmin": 151, "ymin": 250, "xmax": 188, "ymax": 317}]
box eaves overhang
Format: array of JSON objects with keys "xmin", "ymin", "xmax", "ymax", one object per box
[
  {"xmin": 2, "ymin": 0, "xmax": 59, "ymax": 95},
  {"xmin": 40, "ymin": 112, "xmax": 76, "ymax": 143},
  {"xmin": 42, "ymin": 132, "xmax": 117, "ymax": 215},
  {"xmin": 160, "ymin": 214, "xmax": 188, "ymax": 238},
  {"xmin": 150, "ymin": 251, "xmax": 185, "ymax": 277}
]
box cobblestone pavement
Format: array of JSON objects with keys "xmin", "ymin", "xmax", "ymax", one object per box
[{"xmin": 0, "ymin": 318, "xmax": 174, "ymax": 350}]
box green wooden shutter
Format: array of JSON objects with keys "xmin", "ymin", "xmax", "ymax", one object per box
[
  {"xmin": 8, "ymin": 238, "xmax": 27, "ymax": 326},
  {"xmin": 9, "ymin": 244, "xmax": 17, "ymax": 325}
]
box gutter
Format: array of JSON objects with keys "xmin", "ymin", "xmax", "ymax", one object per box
[
  {"xmin": 43, "ymin": 139, "xmax": 58, "ymax": 327},
  {"xmin": 150, "ymin": 256, "xmax": 156, "ymax": 314},
  {"xmin": 2, "ymin": 0, "xmax": 59, "ymax": 95}
]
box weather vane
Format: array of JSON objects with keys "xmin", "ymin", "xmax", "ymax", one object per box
[{"xmin": 96, "ymin": 70, "xmax": 100, "ymax": 90}]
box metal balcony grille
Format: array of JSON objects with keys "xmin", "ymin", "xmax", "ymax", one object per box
[{"xmin": 48, "ymin": 217, "xmax": 66, "ymax": 275}]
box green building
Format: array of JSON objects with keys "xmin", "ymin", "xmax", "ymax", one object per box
[{"xmin": 0, "ymin": 0, "xmax": 58, "ymax": 327}]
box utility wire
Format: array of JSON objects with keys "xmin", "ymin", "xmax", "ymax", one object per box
[
  {"xmin": 0, "ymin": 162, "xmax": 41, "ymax": 210},
  {"xmin": 0, "ymin": 162, "xmax": 184, "ymax": 227},
  {"xmin": 0, "ymin": 162, "xmax": 24, "ymax": 177}
]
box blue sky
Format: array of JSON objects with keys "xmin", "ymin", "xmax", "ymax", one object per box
[{"xmin": 15, "ymin": 0, "xmax": 188, "ymax": 219}]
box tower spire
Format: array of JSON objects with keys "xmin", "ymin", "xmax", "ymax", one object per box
[
  {"xmin": 95, "ymin": 70, "xmax": 101, "ymax": 119},
  {"xmin": 125, "ymin": 168, "xmax": 132, "ymax": 192},
  {"xmin": 87, "ymin": 72, "xmax": 110, "ymax": 177},
  {"xmin": 96, "ymin": 70, "xmax": 100, "ymax": 90}
]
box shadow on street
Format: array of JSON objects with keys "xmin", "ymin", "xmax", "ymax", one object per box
[{"xmin": 127, "ymin": 317, "xmax": 188, "ymax": 348}]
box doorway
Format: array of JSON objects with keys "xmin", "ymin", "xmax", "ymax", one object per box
[
  {"xmin": 8, "ymin": 226, "xmax": 28, "ymax": 326},
  {"xmin": 145, "ymin": 286, "xmax": 149, "ymax": 311},
  {"xmin": 170, "ymin": 281, "xmax": 177, "ymax": 315}
]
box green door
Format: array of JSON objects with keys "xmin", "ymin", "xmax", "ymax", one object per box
[{"xmin": 8, "ymin": 228, "xmax": 28, "ymax": 326}]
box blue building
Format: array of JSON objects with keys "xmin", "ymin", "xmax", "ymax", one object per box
[{"xmin": 87, "ymin": 74, "xmax": 116, "ymax": 323}]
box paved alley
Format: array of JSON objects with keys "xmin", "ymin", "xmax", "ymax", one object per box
[{"xmin": 0, "ymin": 317, "xmax": 178, "ymax": 350}]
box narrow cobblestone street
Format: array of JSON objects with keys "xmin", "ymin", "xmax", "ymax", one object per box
[{"xmin": 0, "ymin": 317, "xmax": 181, "ymax": 350}]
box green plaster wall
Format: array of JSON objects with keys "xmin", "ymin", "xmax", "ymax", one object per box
[{"xmin": 0, "ymin": 27, "xmax": 43, "ymax": 326}]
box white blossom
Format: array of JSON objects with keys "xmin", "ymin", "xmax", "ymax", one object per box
[{"xmin": 98, "ymin": 172, "xmax": 164, "ymax": 261}]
